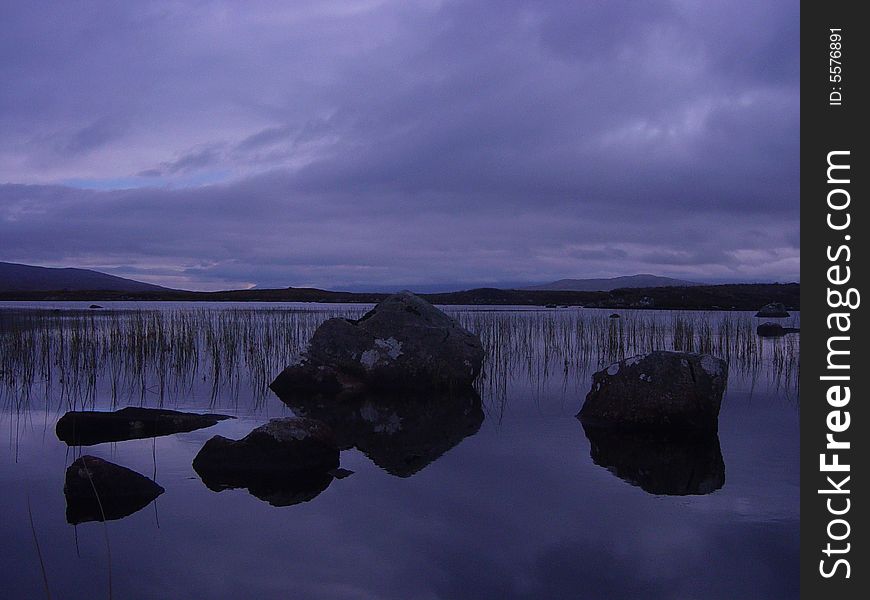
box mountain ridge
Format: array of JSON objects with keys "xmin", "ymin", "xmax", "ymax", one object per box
[
  {"xmin": 520, "ymin": 274, "xmax": 701, "ymax": 292},
  {"xmin": 0, "ymin": 261, "xmax": 168, "ymax": 293},
  {"xmin": 0, "ymin": 262, "xmax": 798, "ymax": 311}
]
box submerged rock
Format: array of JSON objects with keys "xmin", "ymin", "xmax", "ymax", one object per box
[
  {"xmin": 64, "ymin": 455, "xmax": 164, "ymax": 524},
  {"xmin": 279, "ymin": 390, "xmax": 484, "ymax": 477},
  {"xmin": 56, "ymin": 407, "xmax": 234, "ymax": 446},
  {"xmin": 581, "ymin": 422, "xmax": 725, "ymax": 496},
  {"xmin": 192, "ymin": 417, "xmax": 339, "ymax": 501},
  {"xmin": 578, "ymin": 351, "xmax": 728, "ymax": 432},
  {"xmin": 755, "ymin": 302, "xmax": 790, "ymax": 318},
  {"xmin": 757, "ymin": 322, "xmax": 800, "ymax": 337},
  {"xmin": 270, "ymin": 291, "xmax": 484, "ymax": 396}
]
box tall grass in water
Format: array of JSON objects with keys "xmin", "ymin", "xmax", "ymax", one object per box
[
  {"xmin": 0, "ymin": 307, "xmax": 364, "ymax": 412},
  {"xmin": 1, "ymin": 307, "xmax": 799, "ymax": 416},
  {"xmin": 454, "ymin": 308, "xmax": 799, "ymax": 408}
]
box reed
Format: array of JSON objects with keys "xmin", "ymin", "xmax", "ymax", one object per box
[{"xmin": 0, "ymin": 306, "xmax": 799, "ymax": 414}]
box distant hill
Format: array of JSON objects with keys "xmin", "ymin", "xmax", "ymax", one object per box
[
  {"xmin": 0, "ymin": 280, "xmax": 799, "ymax": 311},
  {"xmin": 0, "ymin": 262, "xmax": 797, "ymax": 311},
  {"xmin": 0, "ymin": 261, "xmax": 168, "ymax": 293},
  {"xmin": 521, "ymin": 274, "xmax": 701, "ymax": 292}
]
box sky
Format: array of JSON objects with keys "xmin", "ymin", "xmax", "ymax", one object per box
[{"xmin": 0, "ymin": 0, "xmax": 799, "ymax": 291}]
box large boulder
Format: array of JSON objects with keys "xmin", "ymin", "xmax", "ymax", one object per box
[
  {"xmin": 192, "ymin": 417, "xmax": 339, "ymax": 493},
  {"xmin": 755, "ymin": 302, "xmax": 790, "ymax": 318},
  {"xmin": 56, "ymin": 407, "xmax": 234, "ymax": 446},
  {"xmin": 64, "ymin": 455, "xmax": 164, "ymax": 524},
  {"xmin": 270, "ymin": 291, "xmax": 484, "ymax": 396},
  {"xmin": 578, "ymin": 351, "xmax": 728, "ymax": 432}
]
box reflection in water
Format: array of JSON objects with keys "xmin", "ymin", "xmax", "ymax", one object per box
[
  {"xmin": 64, "ymin": 455, "xmax": 164, "ymax": 524},
  {"xmin": 1, "ymin": 306, "xmax": 798, "ymax": 599},
  {"xmin": 581, "ymin": 422, "xmax": 725, "ymax": 496},
  {"xmin": 195, "ymin": 465, "xmax": 335, "ymax": 508},
  {"xmin": 276, "ymin": 389, "xmax": 485, "ymax": 477}
]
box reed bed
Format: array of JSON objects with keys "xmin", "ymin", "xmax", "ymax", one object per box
[
  {"xmin": 0, "ymin": 306, "xmax": 799, "ymax": 416},
  {"xmin": 455, "ymin": 308, "xmax": 799, "ymax": 409},
  {"xmin": 0, "ymin": 307, "xmax": 363, "ymax": 412}
]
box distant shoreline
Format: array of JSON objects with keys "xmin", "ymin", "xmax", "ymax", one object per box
[{"xmin": 0, "ymin": 283, "xmax": 799, "ymax": 311}]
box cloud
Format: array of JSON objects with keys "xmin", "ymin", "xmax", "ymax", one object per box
[
  {"xmin": 141, "ymin": 144, "xmax": 226, "ymax": 177},
  {"xmin": 0, "ymin": 0, "xmax": 799, "ymax": 290},
  {"xmin": 58, "ymin": 117, "xmax": 127, "ymax": 156}
]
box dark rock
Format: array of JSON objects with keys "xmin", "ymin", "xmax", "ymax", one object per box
[
  {"xmin": 192, "ymin": 417, "xmax": 339, "ymax": 500},
  {"xmin": 757, "ymin": 322, "xmax": 800, "ymax": 337},
  {"xmin": 270, "ymin": 291, "xmax": 484, "ymax": 396},
  {"xmin": 278, "ymin": 390, "xmax": 484, "ymax": 477},
  {"xmin": 56, "ymin": 407, "xmax": 234, "ymax": 446},
  {"xmin": 270, "ymin": 363, "xmax": 366, "ymax": 397},
  {"xmin": 609, "ymin": 313, "xmax": 620, "ymax": 319},
  {"xmin": 756, "ymin": 322, "xmax": 784, "ymax": 337},
  {"xmin": 755, "ymin": 302, "xmax": 790, "ymax": 318},
  {"xmin": 578, "ymin": 351, "xmax": 728, "ymax": 432},
  {"xmin": 329, "ymin": 468, "xmax": 355, "ymax": 479},
  {"xmin": 64, "ymin": 455, "xmax": 164, "ymax": 524},
  {"xmin": 581, "ymin": 422, "xmax": 725, "ymax": 496},
  {"xmin": 89, "ymin": 304, "xmax": 104, "ymax": 309}
]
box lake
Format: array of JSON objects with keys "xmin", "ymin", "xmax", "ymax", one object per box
[{"xmin": 0, "ymin": 302, "xmax": 799, "ymax": 600}]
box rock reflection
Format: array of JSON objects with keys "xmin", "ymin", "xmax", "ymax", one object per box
[
  {"xmin": 195, "ymin": 467, "xmax": 335, "ymax": 507},
  {"xmin": 64, "ymin": 455, "xmax": 164, "ymax": 524},
  {"xmin": 276, "ymin": 389, "xmax": 485, "ymax": 477},
  {"xmin": 581, "ymin": 422, "xmax": 725, "ymax": 496}
]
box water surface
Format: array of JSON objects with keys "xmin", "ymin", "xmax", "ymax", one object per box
[{"xmin": 0, "ymin": 303, "xmax": 799, "ymax": 599}]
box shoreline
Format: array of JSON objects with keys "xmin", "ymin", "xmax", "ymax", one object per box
[{"xmin": 0, "ymin": 282, "xmax": 799, "ymax": 312}]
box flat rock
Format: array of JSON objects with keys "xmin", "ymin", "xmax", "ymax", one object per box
[
  {"xmin": 64, "ymin": 455, "xmax": 164, "ymax": 524},
  {"xmin": 757, "ymin": 322, "xmax": 800, "ymax": 337},
  {"xmin": 56, "ymin": 407, "xmax": 234, "ymax": 446},
  {"xmin": 270, "ymin": 291, "xmax": 484, "ymax": 395},
  {"xmin": 578, "ymin": 351, "xmax": 728, "ymax": 432}
]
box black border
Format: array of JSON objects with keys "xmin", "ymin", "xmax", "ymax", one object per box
[{"xmin": 801, "ymin": 2, "xmax": 867, "ymax": 595}]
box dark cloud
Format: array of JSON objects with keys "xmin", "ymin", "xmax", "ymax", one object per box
[
  {"xmin": 147, "ymin": 145, "xmax": 226, "ymax": 176},
  {"xmin": 0, "ymin": 0, "xmax": 798, "ymax": 290},
  {"xmin": 59, "ymin": 117, "xmax": 127, "ymax": 155},
  {"xmin": 236, "ymin": 125, "xmax": 295, "ymax": 152}
]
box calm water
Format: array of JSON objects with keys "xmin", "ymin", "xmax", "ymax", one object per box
[{"xmin": 0, "ymin": 303, "xmax": 799, "ymax": 600}]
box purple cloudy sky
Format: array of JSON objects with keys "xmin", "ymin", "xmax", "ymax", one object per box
[{"xmin": 0, "ymin": 1, "xmax": 798, "ymax": 291}]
